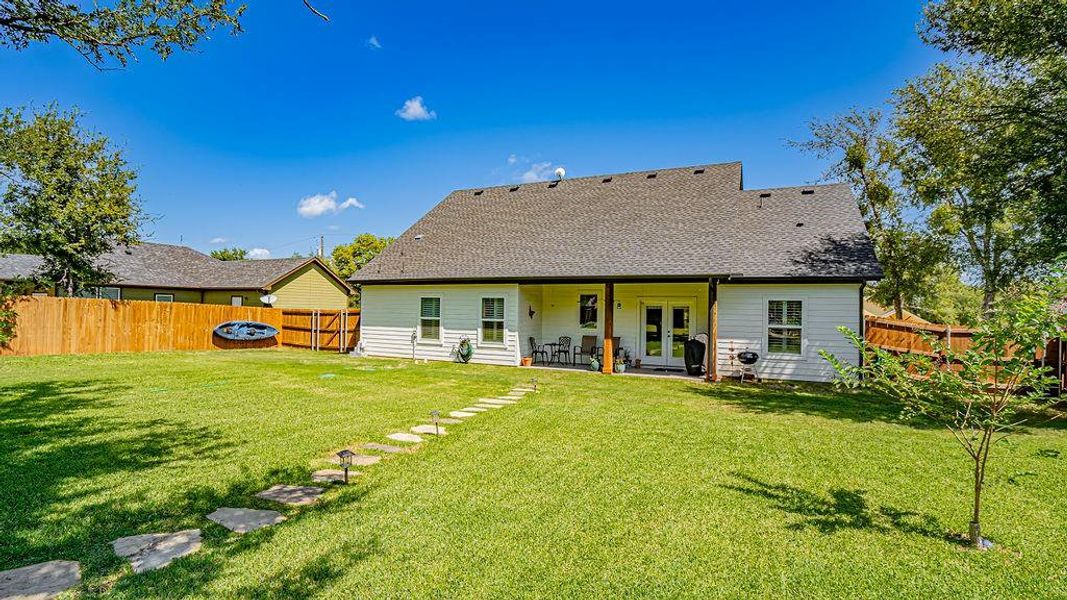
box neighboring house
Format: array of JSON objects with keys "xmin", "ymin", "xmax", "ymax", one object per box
[
  {"xmin": 0, "ymin": 242, "xmax": 351, "ymax": 309},
  {"xmin": 350, "ymin": 162, "xmax": 883, "ymax": 382},
  {"xmin": 863, "ymin": 300, "xmax": 931, "ymax": 324}
]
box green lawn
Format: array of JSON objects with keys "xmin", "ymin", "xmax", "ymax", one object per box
[{"xmin": 2, "ymin": 350, "xmax": 1065, "ymax": 598}]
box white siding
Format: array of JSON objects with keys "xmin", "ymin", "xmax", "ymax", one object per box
[
  {"xmin": 360, "ymin": 284, "xmax": 521, "ymax": 366},
  {"xmin": 518, "ymin": 284, "xmax": 543, "ymax": 358},
  {"xmin": 715, "ymin": 283, "xmax": 862, "ymax": 383}
]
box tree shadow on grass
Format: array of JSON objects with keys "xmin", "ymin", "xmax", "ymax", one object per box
[
  {"xmin": 686, "ymin": 381, "xmax": 938, "ymax": 428},
  {"xmin": 722, "ymin": 473, "xmax": 964, "ymax": 546},
  {"xmin": 0, "ymin": 379, "xmax": 234, "ymax": 570}
]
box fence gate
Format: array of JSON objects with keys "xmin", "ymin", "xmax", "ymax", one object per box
[{"xmin": 280, "ymin": 309, "xmax": 360, "ymax": 353}]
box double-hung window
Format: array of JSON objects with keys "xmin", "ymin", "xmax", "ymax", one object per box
[
  {"xmin": 767, "ymin": 300, "xmax": 803, "ymax": 355},
  {"xmin": 481, "ymin": 297, "xmax": 505, "ymax": 344},
  {"xmin": 419, "ymin": 297, "xmax": 441, "ymax": 341}
]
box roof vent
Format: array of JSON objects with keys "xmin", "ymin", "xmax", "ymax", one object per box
[
  {"xmin": 693, "ymin": 168, "xmax": 705, "ymax": 174},
  {"xmin": 602, "ymin": 177, "xmax": 612, "ymax": 183},
  {"xmin": 509, "ymin": 186, "xmax": 519, "ymax": 192},
  {"xmin": 801, "ymin": 189, "xmax": 814, "ymax": 195},
  {"xmin": 796, "ymin": 222, "xmax": 804, "ymax": 227},
  {"xmin": 414, "ymin": 234, "xmax": 424, "ymax": 241},
  {"xmin": 646, "ymin": 173, "xmax": 657, "ymax": 179},
  {"xmin": 759, "ymin": 192, "xmax": 771, "ymax": 198},
  {"xmin": 473, "ymin": 190, "xmax": 483, "ymax": 196},
  {"xmin": 548, "ymin": 181, "xmax": 559, "ymax": 188}
]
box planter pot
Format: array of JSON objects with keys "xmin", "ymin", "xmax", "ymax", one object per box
[
  {"xmin": 615, "ymin": 363, "xmax": 626, "ymax": 373},
  {"xmin": 589, "ymin": 358, "xmax": 600, "ymax": 372},
  {"xmin": 457, "ymin": 341, "xmax": 474, "ymax": 363},
  {"xmin": 520, "ymin": 357, "xmax": 533, "ymax": 367}
]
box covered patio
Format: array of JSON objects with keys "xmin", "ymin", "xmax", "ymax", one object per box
[{"xmin": 519, "ymin": 280, "xmax": 723, "ymax": 380}]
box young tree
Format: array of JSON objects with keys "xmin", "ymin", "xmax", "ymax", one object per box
[
  {"xmin": 895, "ymin": 65, "xmax": 1046, "ymax": 313},
  {"xmin": 823, "ymin": 271, "xmax": 1066, "ymax": 549},
  {"xmin": 793, "ymin": 109, "xmax": 946, "ymax": 319},
  {"xmin": 330, "ymin": 233, "xmax": 393, "ymax": 307},
  {"xmin": 0, "ymin": 105, "xmax": 144, "ymax": 295},
  {"xmin": 210, "ymin": 247, "xmax": 247, "ymax": 261}
]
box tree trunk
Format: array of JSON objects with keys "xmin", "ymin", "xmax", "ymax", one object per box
[
  {"xmin": 981, "ymin": 287, "xmax": 996, "ymax": 317},
  {"xmin": 894, "ymin": 296, "xmax": 904, "ymax": 320},
  {"xmin": 970, "ymin": 456, "xmax": 983, "ymax": 548}
]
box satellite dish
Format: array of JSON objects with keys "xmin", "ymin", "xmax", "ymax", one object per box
[
  {"xmin": 554, "ymin": 167, "xmax": 566, "ymax": 180},
  {"xmin": 260, "ymin": 294, "xmax": 278, "ymax": 305}
]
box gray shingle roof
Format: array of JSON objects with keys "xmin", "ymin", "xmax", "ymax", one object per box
[
  {"xmin": 351, "ymin": 162, "xmax": 882, "ymax": 283},
  {"xmin": 0, "ymin": 243, "xmax": 333, "ymax": 290}
]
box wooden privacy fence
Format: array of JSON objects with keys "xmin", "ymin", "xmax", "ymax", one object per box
[
  {"xmin": 0, "ymin": 296, "xmax": 359, "ymax": 357},
  {"xmin": 279, "ymin": 309, "xmax": 360, "ymax": 352}
]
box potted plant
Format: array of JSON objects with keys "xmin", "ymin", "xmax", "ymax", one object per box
[
  {"xmin": 521, "ymin": 356, "xmax": 533, "ymax": 367},
  {"xmin": 455, "ymin": 337, "xmax": 474, "ymax": 363},
  {"xmin": 614, "ymin": 357, "xmax": 627, "ymax": 373},
  {"xmin": 589, "ymin": 356, "xmax": 600, "ymax": 371}
]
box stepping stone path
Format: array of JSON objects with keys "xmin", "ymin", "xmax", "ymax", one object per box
[
  {"xmin": 461, "ymin": 406, "xmax": 488, "ymax": 413},
  {"xmin": 331, "ymin": 454, "xmax": 382, "ymax": 467},
  {"xmin": 312, "ymin": 469, "xmax": 354, "ymax": 483},
  {"xmin": 488, "ymin": 398, "xmax": 518, "ymax": 404},
  {"xmin": 364, "ymin": 442, "xmax": 407, "ymax": 454},
  {"xmin": 256, "ymin": 484, "xmax": 325, "ymax": 506},
  {"xmin": 475, "ymin": 403, "xmax": 504, "ymax": 409},
  {"xmin": 430, "ymin": 417, "xmax": 463, "ymax": 425},
  {"xmin": 450, "ymin": 410, "xmax": 477, "ymax": 418},
  {"xmin": 387, "ymin": 432, "xmax": 424, "ymax": 443},
  {"xmin": 512, "ymin": 387, "xmax": 535, "ymax": 392},
  {"xmin": 112, "ymin": 530, "xmax": 202, "ymax": 574},
  {"xmin": 0, "ymin": 560, "xmax": 80, "ymax": 600},
  {"xmin": 207, "ymin": 508, "xmax": 285, "ymax": 534},
  {"xmin": 411, "ymin": 424, "xmax": 447, "ymax": 436}
]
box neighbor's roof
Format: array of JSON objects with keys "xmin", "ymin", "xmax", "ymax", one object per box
[
  {"xmin": 0, "ymin": 243, "xmax": 351, "ymax": 291},
  {"xmin": 351, "ymin": 161, "xmax": 882, "ymax": 283}
]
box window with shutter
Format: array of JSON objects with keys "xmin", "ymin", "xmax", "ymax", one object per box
[
  {"xmin": 419, "ymin": 297, "xmax": 441, "ymax": 340},
  {"xmin": 767, "ymin": 299, "xmax": 802, "ymax": 355},
  {"xmin": 481, "ymin": 297, "xmax": 505, "ymax": 343}
]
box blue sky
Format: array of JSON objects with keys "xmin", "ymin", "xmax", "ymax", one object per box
[{"xmin": 0, "ymin": 1, "xmax": 938, "ymax": 258}]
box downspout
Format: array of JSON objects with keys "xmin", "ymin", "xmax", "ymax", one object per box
[{"xmin": 858, "ymin": 282, "xmax": 866, "ymax": 371}]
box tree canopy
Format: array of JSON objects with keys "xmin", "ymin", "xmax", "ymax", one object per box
[
  {"xmin": 210, "ymin": 247, "xmax": 247, "ymax": 261},
  {"xmin": 330, "ymin": 233, "xmax": 394, "ymax": 280},
  {"xmin": 0, "ymin": 105, "xmax": 144, "ymax": 295}
]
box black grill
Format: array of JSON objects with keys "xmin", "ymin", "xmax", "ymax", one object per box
[{"xmin": 737, "ymin": 351, "xmax": 759, "ymax": 365}]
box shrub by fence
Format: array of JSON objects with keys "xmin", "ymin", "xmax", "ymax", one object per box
[{"xmin": 0, "ymin": 296, "xmax": 359, "ymax": 357}]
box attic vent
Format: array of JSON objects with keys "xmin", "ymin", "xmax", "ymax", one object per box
[
  {"xmin": 548, "ymin": 181, "xmax": 559, "ymax": 188},
  {"xmin": 473, "ymin": 190, "xmax": 483, "ymax": 196},
  {"xmin": 796, "ymin": 222, "xmax": 804, "ymax": 227},
  {"xmin": 509, "ymin": 186, "xmax": 519, "ymax": 192},
  {"xmin": 601, "ymin": 177, "xmax": 612, "ymax": 183},
  {"xmin": 646, "ymin": 173, "xmax": 657, "ymax": 179},
  {"xmin": 759, "ymin": 192, "xmax": 771, "ymax": 198},
  {"xmin": 693, "ymin": 168, "xmax": 705, "ymax": 174},
  {"xmin": 801, "ymin": 189, "xmax": 815, "ymax": 195},
  {"xmin": 414, "ymin": 234, "xmax": 424, "ymax": 240}
]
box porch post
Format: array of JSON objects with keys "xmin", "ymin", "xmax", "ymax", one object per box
[
  {"xmin": 602, "ymin": 282, "xmax": 614, "ymax": 374},
  {"xmin": 705, "ymin": 278, "xmax": 719, "ymax": 382}
]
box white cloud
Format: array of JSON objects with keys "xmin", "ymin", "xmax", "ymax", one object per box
[
  {"xmin": 395, "ymin": 96, "xmax": 437, "ymax": 121},
  {"xmin": 520, "ymin": 161, "xmax": 557, "ymax": 183},
  {"xmin": 248, "ymin": 248, "xmax": 271, "ymax": 259},
  {"xmin": 209, "ymin": 237, "xmax": 228, "ymax": 244},
  {"xmin": 507, "ymin": 154, "xmax": 519, "ymax": 165},
  {"xmin": 327, "ymin": 224, "xmax": 340, "ymax": 231},
  {"xmin": 297, "ymin": 191, "xmax": 365, "ymax": 218},
  {"xmin": 367, "ymin": 36, "xmax": 381, "ymax": 49}
]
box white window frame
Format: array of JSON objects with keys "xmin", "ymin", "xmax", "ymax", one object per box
[
  {"xmin": 418, "ymin": 296, "xmax": 442, "ymax": 343},
  {"xmin": 98, "ymin": 286, "xmax": 122, "ymax": 300},
  {"xmin": 154, "ymin": 293, "xmax": 175, "ymax": 303},
  {"xmin": 764, "ymin": 297, "xmax": 805, "ymax": 359},
  {"xmin": 230, "ymin": 295, "xmax": 244, "ymax": 307},
  {"xmin": 480, "ymin": 296, "xmax": 506, "ymax": 346},
  {"xmin": 578, "ymin": 292, "xmax": 599, "ymax": 330}
]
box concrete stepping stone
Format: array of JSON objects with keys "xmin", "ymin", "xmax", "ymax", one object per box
[
  {"xmin": 493, "ymin": 397, "xmax": 520, "ymax": 402},
  {"xmin": 461, "ymin": 406, "xmax": 488, "ymax": 412},
  {"xmin": 206, "ymin": 507, "xmax": 285, "ymax": 533},
  {"xmin": 112, "ymin": 529, "xmax": 202, "ymax": 574},
  {"xmin": 506, "ymin": 391, "xmax": 526, "ymax": 397},
  {"xmin": 450, "ymin": 410, "xmax": 477, "ymax": 418},
  {"xmin": 481, "ymin": 399, "xmax": 517, "ymax": 405},
  {"xmin": 0, "ymin": 560, "xmax": 80, "ymax": 600},
  {"xmin": 428, "ymin": 417, "xmax": 463, "ymax": 425},
  {"xmin": 411, "ymin": 424, "xmax": 447, "ymax": 436},
  {"xmin": 387, "ymin": 432, "xmax": 424, "ymax": 443},
  {"xmin": 474, "ymin": 403, "xmax": 504, "ymax": 409},
  {"xmin": 364, "ymin": 442, "xmax": 407, "ymax": 454},
  {"xmin": 255, "ymin": 484, "xmax": 325, "ymax": 506},
  {"xmin": 312, "ymin": 469, "xmax": 356, "ymax": 483},
  {"xmin": 512, "ymin": 387, "xmax": 535, "ymax": 392},
  {"xmin": 331, "ymin": 454, "xmax": 382, "ymax": 467}
]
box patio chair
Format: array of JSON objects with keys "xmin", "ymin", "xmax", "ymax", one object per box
[
  {"xmin": 600, "ymin": 337, "xmax": 622, "ymax": 361},
  {"xmin": 573, "ymin": 335, "xmax": 599, "ymax": 366},
  {"xmin": 528, "ymin": 337, "xmax": 548, "ymax": 364},
  {"xmin": 554, "ymin": 336, "xmax": 572, "ymax": 365}
]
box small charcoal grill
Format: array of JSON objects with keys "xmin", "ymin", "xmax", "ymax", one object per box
[{"xmin": 737, "ymin": 351, "xmax": 760, "ymax": 383}]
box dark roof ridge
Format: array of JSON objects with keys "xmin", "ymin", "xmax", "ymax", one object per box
[{"xmin": 449, "ymin": 160, "xmax": 743, "ymax": 194}]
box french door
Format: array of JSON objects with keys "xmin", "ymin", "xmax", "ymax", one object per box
[{"xmin": 640, "ymin": 301, "xmax": 692, "ymax": 368}]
